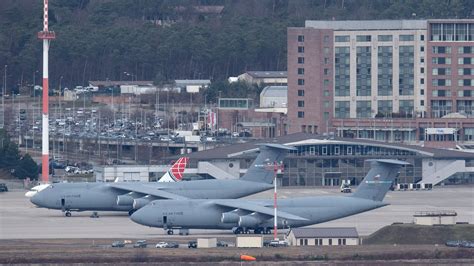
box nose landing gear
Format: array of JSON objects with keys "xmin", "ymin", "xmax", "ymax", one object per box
[{"xmin": 65, "ymin": 211, "xmax": 71, "ymax": 217}]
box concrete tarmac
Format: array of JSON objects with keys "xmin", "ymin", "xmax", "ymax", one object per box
[{"xmin": 1, "ymin": 186, "xmax": 473, "ymax": 239}]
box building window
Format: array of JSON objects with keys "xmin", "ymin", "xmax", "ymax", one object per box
[
  {"xmin": 420, "ymin": 67, "xmax": 424, "ymax": 74},
  {"xmin": 298, "ymin": 46, "xmax": 305, "ymax": 53},
  {"xmin": 299, "ymin": 239, "xmax": 304, "ymax": 246},
  {"xmin": 357, "ymin": 46, "xmax": 372, "ymax": 96},
  {"xmin": 432, "ymin": 46, "xmax": 452, "ymax": 54},
  {"xmin": 432, "ymin": 68, "xmax": 451, "ymax": 76},
  {"xmin": 324, "ymin": 58, "xmax": 329, "ymax": 64},
  {"xmin": 432, "ymin": 79, "xmax": 451, "ymax": 86},
  {"xmin": 323, "ymin": 90, "xmax": 330, "ymax": 96},
  {"xmin": 399, "ymin": 34, "xmax": 414, "ymax": 41},
  {"xmin": 324, "ymin": 47, "xmax": 330, "ymax": 54},
  {"xmin": 420, "ymin": 57, "xmax": 425, "ymax": 63},
  {"xmin": 328, "ymin": 239, "xmax": 333, "ymax": 245},
  {"xmin": 377, "ymin": 46, "xmax": 393, "ymax": 96},
  {"xmin": 399, "ymin": 100, "xmax": 414, "ymax": 116},
  {"xmin": 298, "ymin": 57, "xmax": 305, "ymax": 64},
  {"xmin": 399, "ymin": 45, "xmax": 415, "ymax": 96},
  {"xmin": 298, "ymin": 68, "xmax": 305, "ymax": 75},
  {"xmin": 432, "ymin": 89, "xmax": 451, "ymax": 97},
  {"xmin": 458, "ymin": 57, "xmax": 473, "ymax": 65},
  {"xmin": 458, "ymin": 46, "xmax": 473, "ymax": 54},
  {"xmin": 458, "ymin": 68, "xmax": 473, "ymax": 75},
  {"xmin": 421, "ymin": 89, "xmax": 424, "ymax": 95},
  {"xmin": 432, "ymin": 57, "xmax": 451, "ymax": 64},
  {"xmin": 421, "ymin": 78, "xmax": 424, "ymax": 84},
  {"xmin": 421, "ymin": 100, "xmax": 424, "ymax": 106},
  {"xmin": 298, "ymin": 100, "xmax": 305, "ymax": 107},
  {"xmin": 377, "ymin": 100, "xmax": 392, "ymax": 117},
  {"xmin": 324, "ymin": 112, "xmax": 329, "ymax": 120},
  {"xmin": 420, "ymin": 34, "xmax": 425, "ymax": 41},
  {"xmin": 323, "ymin": 79, "xmax": 329, "ymax": 86},
  {"xmin": 324, "ymin": 68, "xmax": 329, "ymax": 75},
  {"xmin": 298, "ymin": 89, "xmax": 305, "ymax": 96},
  {"xmin": 378, "ymin": 35, "xmax": 392, "ymax": 42},
  {"xmin": 356, "ymin": 101, "xmax": 372, "ymax": 118},
  {"xmin": 343, "ymin": 239, "xmax": 346, "ymax": 245},
  {"xmin": 420, "ymin": 46, "xmax": 425, "ymax": 52},
  {"xmin": 458, "ymin": 79, "xmax": 474, "ymax": 86},
  {"xmin": 304, "ymin": 239, "xmax": 308, "ymax": 245},
  {"xmin": 335, "ymin": 46, "xmax": 350, "ymax": 96},
  {"xmin": 338, "ymin": 239, "xmax": 342, "ymax": 245},
  {"xmin": 324, "ymin": 101, "xmax": 330, "ymax": 108},
  {"xmin": 356, "ymin": 35, "xmax": 371, "ymax": 42},
  {"xmin": 335, "ymin": 101, "xmax": 350, "ymax": 118},
  {"xmin": 297, "ymin": 111, "xmax": 304, "ymax": 118},
  {"xmin": 324, "ymin": 35, "xmax": 330, "ymax": 43},
  {"xmin": 298, "ymin": 35, "xmax": 304, "ymax": 42},
  {"xmin": 298, "ymin": 79, "xmax": 305, "ymax": 85},
  {"xmin": 335, "ymin": 35, "xmax": 350, "ymax": 42}
]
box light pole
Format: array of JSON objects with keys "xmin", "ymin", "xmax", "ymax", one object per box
[
  {"xmin": 59, "ymin": 76, "xmax": 63, "ymax": 94},
  {"xmin": 2, "ymin": 65, "xmax": 7, "ymax": 129}
]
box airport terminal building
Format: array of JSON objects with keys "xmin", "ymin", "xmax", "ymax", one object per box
[{"xmin": 172, "ymin": 133, "xmax": 474, "ymax": 186}]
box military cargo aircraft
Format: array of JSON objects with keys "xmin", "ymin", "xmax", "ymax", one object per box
[
  {"xmin": 30, "ymin": 144, "xmax": 295, "ymax": 217},
  {"xmin": 130, "ymin": 159, "xmax": 408, "ymax": 235}
]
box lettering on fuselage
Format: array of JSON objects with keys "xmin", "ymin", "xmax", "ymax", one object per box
[
  {"xmin": 64, "ymin": 194, "xmax": 81, "ymax": 198},
  {"xmin": 162, "ymin": 211, "xmax": 183, "ymax": 216}
]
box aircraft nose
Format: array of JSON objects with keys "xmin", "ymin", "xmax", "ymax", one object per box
[
  {"xmin": 130, "ymin": 208, "xmax": 152, "ymax": 226},
  {"xmin": 30, "ymin": 192, "xmax": 43, "ymax": 207}
]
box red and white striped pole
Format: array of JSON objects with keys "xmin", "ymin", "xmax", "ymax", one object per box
[
  {"xmin": 38, "ymin": 0, "xmax": 55, "ymax": 183},
  {"xmin": 273, "ymin": 161, "xmax": 283, "ymax": 240},
  {"xmin": 273, "ymin": 165, "xmax": 278, "ymax": 240}
]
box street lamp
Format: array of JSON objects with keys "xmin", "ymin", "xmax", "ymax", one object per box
[{"xmin": 59, "ymin": 76, "xmax": 63, "ymax": 95}]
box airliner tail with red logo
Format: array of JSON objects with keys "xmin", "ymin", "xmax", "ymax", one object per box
[{"xmin": 158, "ymin": 157, "xmax": 189, "ymax": 182}]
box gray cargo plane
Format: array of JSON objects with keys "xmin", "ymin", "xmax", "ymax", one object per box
[
  {"xmin": 30, "ymin": 144, "xmax": 295, "ymax": 217},
  {"xmin": 130, "ymin": 159, "xmax": 408, "ymax": 234}
]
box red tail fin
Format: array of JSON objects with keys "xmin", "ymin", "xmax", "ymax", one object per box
[{"xmin": 169, "ymin": 157, "xmax": 188, "ymax": 181}]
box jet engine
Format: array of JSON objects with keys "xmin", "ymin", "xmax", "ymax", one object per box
[
  {"xmin": 116, "ymin": 195, "xmax": 134, "ymax": 206},
  {"xmin": 133, "ymin": 196, "xmax": 153, "ymax": 210},
  {"xmin": 221, "ymin": 212, "xmax": 240, "ymax": 223},
  {"xmin": 238, "ymin": 213, "xmax": 267, "ymax": 227},
  {"xmin": 116, "ymin": 192, "xmax": 140, "ymax": 206}
]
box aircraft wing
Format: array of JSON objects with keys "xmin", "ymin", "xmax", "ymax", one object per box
[
  {"xmin": 212, "ymin": 200, "xmax": 308, "ymax": 221},
  {"xmin": 108, "ymin": 183, "xmax": 188, "ymax": 200}
]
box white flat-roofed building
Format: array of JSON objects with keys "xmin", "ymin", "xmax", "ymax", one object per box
[{"xmin": 287, "ymin": 227, "xmax": 359, "ymax": 246}]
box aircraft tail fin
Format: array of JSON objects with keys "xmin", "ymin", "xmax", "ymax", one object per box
[
  {"xmin": 158, "ymin": 157, "xmax": 189, "ymax": 182},
  {"xmin": 240, "ymin": 144, "xmax": 296, "ymax": 184},
  {"xmin": 352, "ymin": 159, "xmax": 409, "ymax": 202}
]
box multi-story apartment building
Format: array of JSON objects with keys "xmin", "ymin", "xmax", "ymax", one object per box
[{"xmin": 288, "ymin": 20, "xmax": 474, "ymax": 148}]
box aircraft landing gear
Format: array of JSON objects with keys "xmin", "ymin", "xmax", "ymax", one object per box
[
  {"xmin": 265, "ymin": 227, "xmax": 272, "ymax": 235},
  {"xmin": 167, "ymin": 229, "xmax": 174, "ymax": 235},
  {"xmin": 233, "ymin": 227, "xmax": 244, "ymax": 234},
  {"xmin": 65, "ymin": 211, "xmax": 72, "ymax": 217},
  {"xmin": 254, "ymin": 227, "xmax": 264, "ymax": 234}
]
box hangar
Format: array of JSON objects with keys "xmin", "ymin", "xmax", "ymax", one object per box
[{"xmin": 170, "ymin": 133, "xmax": 474, "ymax": 187}]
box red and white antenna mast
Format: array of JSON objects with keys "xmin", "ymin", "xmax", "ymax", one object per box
[
  {"xmin": 38, "ymin": 0, "xmax": 55, "ymax": 183},
  {"xmin": 273, "ymin": 161, "xmax": 284, "ymax": 240}
]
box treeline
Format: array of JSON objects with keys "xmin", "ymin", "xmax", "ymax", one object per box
[
  {"xmin": 0, "ymin": 129, "xmax": 38, "ymax": 180},
  {"xmin": 0, "ymin": 0, "xmax": 472, "ymax": 91}
]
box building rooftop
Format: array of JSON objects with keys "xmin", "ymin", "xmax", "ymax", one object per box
[
  {"xmin": 246, "ymin": 71, "xmax": 288, "ymax": 78},
  {"xmin": 261, "ymin": 86, "xmax": 287, "ymax": 98},
  {"xmin": 89, "ymin": 81, "xmax": 154, "ymax": 86},
  {"xmin": 170, "ymin": 133, "xmax": 474, "ymax": 160},
  {"xmin": 305, "ymin": 20, "xmax": 427, "ymax": 30},
  {"xmin": 175, "ymin": 80, "xmax": 211, "ymax": 86},
  {"xmin": 290, "ymin": 227, "xmax": 359, "ymax": 238}
]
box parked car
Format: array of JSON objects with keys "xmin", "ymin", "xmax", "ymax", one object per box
[
  {"xmin": 133, "ymin": 240, "xmax": 147, "ymax": 248},
  {"xmin": 217, "ymin": 241, "xmax": 229, "ymax": 247},
  {"xmin": 111, "ymin": 241, "xmax": 125, "ymax": 248},
  {"xmin": 268, "ymin": 239, "xmax": 289, "ymax": 247},
  {"xmin": 0, "ymin": 183, "xmax": 8, "ymax": 192},
  {"xmin": 188, "ymin": 240, "xmax": 197, "ymax": 248},
  {"xmin": 166, "ymin": 242, "xmax": 179, "ymax": 248},
  {"xmin": 460, "ymin": 241, "xmax": 474, "ymax": 248},
  {"xmin": 445, "ymin": 240, "xmax": 463, "ymax": 247},
  {"xmin": 155, "ymin": 241, "xmax": 169, "ymax": 248}
]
